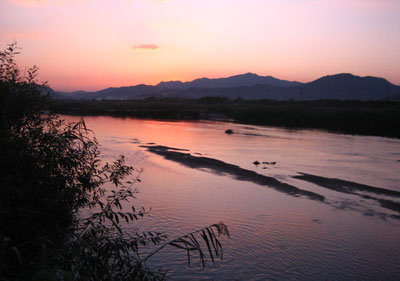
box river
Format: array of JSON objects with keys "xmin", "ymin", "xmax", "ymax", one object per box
[{"xmin": 64, "ymin": 115, "xmax": 400, "ymax": 281}]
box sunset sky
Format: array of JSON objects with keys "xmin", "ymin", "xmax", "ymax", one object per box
[{"xmin": 1, "ymin": 0, "xmax": 399, "ymax": 91}]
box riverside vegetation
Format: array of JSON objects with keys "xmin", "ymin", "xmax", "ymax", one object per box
[
  {"xmin": 0, "ymin": 44, "xmax": 229, "ymax": 280},
  {"xmin": 50, "ymin": 98, "xmax": 400, "ymax": 139}
]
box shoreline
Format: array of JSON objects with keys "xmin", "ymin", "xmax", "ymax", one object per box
[{"xmin": 49, "ymin": 98, "xmax": 400, "ymax": 139}]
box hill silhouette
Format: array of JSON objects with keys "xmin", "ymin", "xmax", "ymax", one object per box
[
  {"xmin": 157, "ymin": 73, "xmax": 300, "ymax": 89},
  {"xmin": 56, "ymin": 73, "xmax": 400, "ymax": 101}
]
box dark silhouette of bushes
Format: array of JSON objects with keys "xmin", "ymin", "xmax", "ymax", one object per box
[
  {"xmin": 0, "ymin": 43, "xmax": 228, "ymax": 281},
  {"xmin": 51, "ymin": 99, "xmax": 400, "ymax": 138}
]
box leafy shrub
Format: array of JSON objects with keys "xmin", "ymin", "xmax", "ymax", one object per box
[{"xmin": 0, "ymin": 43, "xmax": 228, "ymax": 281}]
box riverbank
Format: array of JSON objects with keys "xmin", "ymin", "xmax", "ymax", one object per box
[{"xmin": 49, "ymin": 98, "xmax": 400, "ymax": 139}]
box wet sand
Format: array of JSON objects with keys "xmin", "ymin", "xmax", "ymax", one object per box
[
  {"xmin": 293, "ymin": 173, "xmax": 400, "ymax": 198},
  {"xmin": 140, "ymin": 145, "xmax": 325, "ymax": 201},
  {"xmin": 140, "ymin": 144, "xmax": 400, "ymax": 219},
  {"xmin": 294, "ymin": 173, "xmax": 400, "ymax": 214}
]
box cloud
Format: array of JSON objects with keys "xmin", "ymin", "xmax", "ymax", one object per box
[{"xmin": 131, "ymin": 44, "xmax": 159, "ymax": 51}]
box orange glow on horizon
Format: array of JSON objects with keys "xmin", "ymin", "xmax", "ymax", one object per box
[{"xmin": 1, "ymin": 0, "xmax": 399, "ymax": 91}]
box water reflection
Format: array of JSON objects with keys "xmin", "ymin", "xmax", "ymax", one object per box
[{"xmin": 63, "ymin": 115, "xmax": 400, "ymax": 281}]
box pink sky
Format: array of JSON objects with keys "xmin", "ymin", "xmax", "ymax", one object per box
[{"xmin": 1, "ymin": 0, "xmax": 399, "ymax": 91}]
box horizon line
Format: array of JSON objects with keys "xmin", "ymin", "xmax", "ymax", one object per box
[{"xmin": 55, "ymin": 72, "xmax": 398, "ymax": 93}]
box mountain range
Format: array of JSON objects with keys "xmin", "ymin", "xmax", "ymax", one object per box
[{"xmin": 55, "ymin": 73, "xmax": 400, "ymax": 101}]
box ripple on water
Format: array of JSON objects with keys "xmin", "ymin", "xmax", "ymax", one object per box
[{"xmin": 63, "ymin": 116, "xmax": 400, "ymax": 280}]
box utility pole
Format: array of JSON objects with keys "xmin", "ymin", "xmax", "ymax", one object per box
[{"xmin": 299, "ymin": 86, "xmax": 303, "ymax": 101}]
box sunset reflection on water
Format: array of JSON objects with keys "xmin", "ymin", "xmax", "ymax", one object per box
[{"xmin": 63, "ymin": 115, "xmax": 400, "ymax": 281}]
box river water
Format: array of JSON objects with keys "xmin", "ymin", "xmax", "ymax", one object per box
[{"xmin": 64, "ymin": 115, "xmax": 400, "ymax": 281}]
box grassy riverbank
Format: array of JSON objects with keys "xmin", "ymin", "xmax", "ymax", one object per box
[{"xmin": 50, "ymin": 98, "xmax": 400, "ymax": 139}]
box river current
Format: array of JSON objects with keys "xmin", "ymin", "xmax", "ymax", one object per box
[{"xmin": 64, "ymin": 115, "xmax": 400, "ymax": 281}]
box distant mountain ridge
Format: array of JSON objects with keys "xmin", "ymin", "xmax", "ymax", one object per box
[
  {"xmin": 55, "ymin": 73, "xmax": 400, "ymax": 101},
  {"xmin": 157, "ymin": 73, "xmax": 300, "ymax": 89}
]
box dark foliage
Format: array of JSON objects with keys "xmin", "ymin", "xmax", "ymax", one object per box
[
  {"xmin": 50, "ymin": 98, "xmax": 400, "ymax": 139},
  {"xmin": 0, "ymin": 43, "xmax": 228, "ymax": 281}
]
